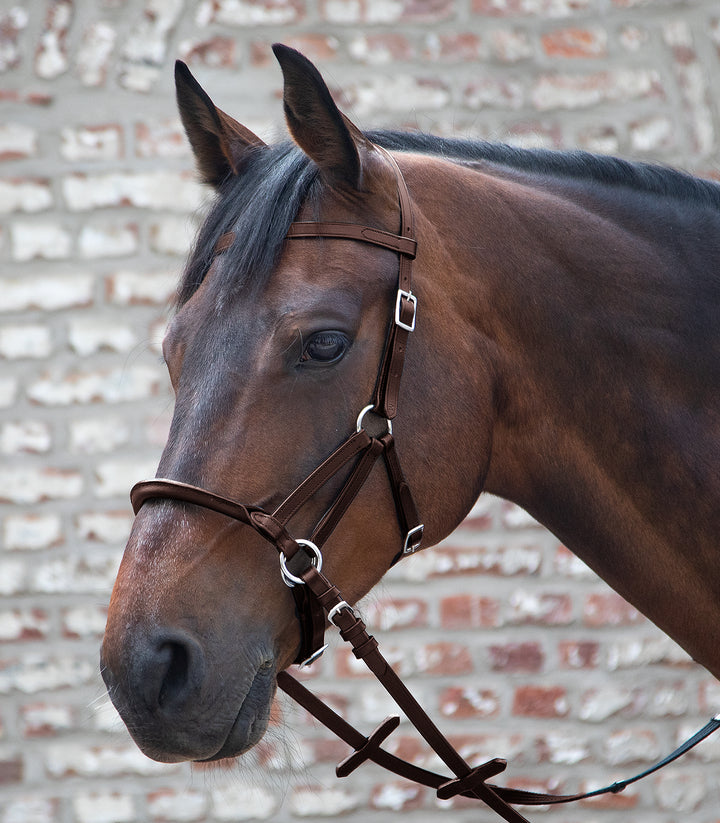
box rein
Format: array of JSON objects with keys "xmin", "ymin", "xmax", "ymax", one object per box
[{"xmin": 129, "ymin": 149, "xmax": 720, "ymax": 823}]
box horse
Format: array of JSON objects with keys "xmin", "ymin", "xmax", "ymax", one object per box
[{"xmin": 101, "ymin": 43, "xmax": 720, "ymax": 814}]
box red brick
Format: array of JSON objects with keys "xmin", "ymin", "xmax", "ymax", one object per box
[
  {"xmin": 558, "ymin": 640, "xmax": 599, "ymax": 668},
  {"xmin": 509, "ymin": 591, "xmax": 573, "ymax": 625},
  {"xmin": 178, "ymin": 36, "xmax": 236, "ymax": 68},
  {"xmin": 583, "ymin": 592, "xmax": 643, "ymax": 626},
  {"xmin": 21, "ymin": 702, "xmax": 75, "ymax": 737},
  {"xmin": 0, "ymin": 756, "xmax": 22, "ymax": 784},
  {"xmin": 429, "ymin": 544, "xmax": 542, "ymax": 577},
  {"xmin": 252, "ymin": 35, "xmax": 337, "ymax": 67},
  {"xmin": 488, "ymin": 641, "xmax": 544, "ymax": 672},
  {"xmin": 415, "ymin": 643, "xmax": 473, "ymax": 676},
  {"xmin": 440, "ymin": 594, "xmax": 500, "ymax": 629},
  {"xmin": 542, "ymin": 27, "xmax": 607, "ymax": 58},
  {"xmin": 512, "ymin": 686, "xmax": 569, "ymax": 718},
  {"xmin": 439, "ymin": 686, "xmax": 501, "ymax": 718},
  {"xmin": 579, "ymin": 784, "xmax": 640, "ymax": 809},
  {"xmin": 350, "ymin": 34, "xmax": 415, "ymax": 64},
  {"xmin": 424, "ymin": 32, "xmax": 483, "ymax": 62}
]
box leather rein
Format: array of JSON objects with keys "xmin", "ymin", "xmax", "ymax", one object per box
[{"xmin": 129, "ymin": 149, "xmax": 720, "ymax": 823}]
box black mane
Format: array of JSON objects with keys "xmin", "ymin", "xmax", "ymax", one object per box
[{"xmin": 178, "ymin": 130, "xmax": 720, "ymax": 306}]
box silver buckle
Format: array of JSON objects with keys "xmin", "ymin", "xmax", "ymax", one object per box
[
  {"xmin": 403, "ymin": 524, "xmax": 424, "ymax": 554},
  {"xmin": 279, "ymin": 539, "xmax": 323, "ymax": 587},
  {"xmin": 327, "ymin": 600, "xmax": 356, "ymax": 627},
  {"xmin": 395, "ymin": 289, "xmax": 417, "ymax": 332},
  {"xmin": 298, "ymin": 644, "xmax": 329, "ymax": 668}
]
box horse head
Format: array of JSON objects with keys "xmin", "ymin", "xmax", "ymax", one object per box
[{"xmin": 100, "ymin": 46, "xmax": 498, "ymax": 763}]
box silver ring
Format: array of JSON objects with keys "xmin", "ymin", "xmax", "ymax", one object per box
[
  {"xmin": 356, "ymin": 404, "xmax": 392, "ymax": 435},
  {"xmin": 279, "ymin": 539, "xmax": 323, "ymax": 587}
]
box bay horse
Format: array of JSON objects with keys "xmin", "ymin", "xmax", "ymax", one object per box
[{"xmin": 101, "ymin": 44, "xmax": 720, "ymax": 816}]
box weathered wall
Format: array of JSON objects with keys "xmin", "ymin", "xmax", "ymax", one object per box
[{"xmin": 2, "ymin": 1, "xmax": 720, "ymax": 822}]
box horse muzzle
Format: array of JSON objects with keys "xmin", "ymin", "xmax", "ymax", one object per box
[{"xmin": 100, "ymin": 625, "xmax": 277, "ymax": 762}]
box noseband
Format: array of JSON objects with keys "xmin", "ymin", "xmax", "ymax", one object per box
[{"xmin": 128, "ymin": 149, "xmax": 720, "ymax": 823}]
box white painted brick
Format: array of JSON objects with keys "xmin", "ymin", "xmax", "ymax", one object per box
[
  {"xmin": 149, "ymin": 216, "xmax": 195, "ymax": 255},
  {"xmin": 3, "ymin": 514, "xmax": 62, "ymax": 551},
  {"xmin": 67, "ymin": 318, "xmax": 137, "ymax": 356},
  {"xmin": 0, "ymin": 466, "xmax": 82, "ymax": 504},
  {"xmin": 2, "ymin": 274, "xmax": 94, "ymax": 312},
  {"xmin": 62, "ymin": 172, "xmax": 204, "ymax": 212},
  {"xmin": 0, "ymin": 179, "xmax": 53, "ymax": 214},
  {"xmin": 46, "ymin": 742, "xmax": 172, "ymax": 778},
  {"xmin": 135, "ymin": 118, "xmax": 188, "ymax": 159},
  {"xmin": 75, "ymin": 22, "xmax": 117, "ymax": 86},
  {"xmin": 90, "ymin": 697, "xmax": 125, "ymax": 734},
  {"xmin": 27, "ymin": 365, "xmax": 163, "ymax": 406},
  {"xmin": 197, "ymin": 0, "xmax": 300, "ymax": 26},
  {"xmin": 70, "ymin": 418, "xmax": 131, "ymax": 454},
  {"xmin": 656, "ymin": 771, "xmax": 706, "ymax": 812},
  {"xmin": 76, "ymin": 510, "xmax": 133, "ymax": 543},
  {"xmin": 210, "ymin": 784, "xmax": 279, "ymax": 821},
  {"xmin": 290, "ymin": 787, "xmax": 360, "ymax": 817},
  {"xmin": 0, "ymin": 655, "xmax": 95, "ymax": 694},
  {"xmin": 21, "ymin": 702, "xmax": 75, "ymax": 736},
  {"xmin": 347, "ymin": 76, "xmax": 450, "ymax": 116},
  {"xmin": 603, "ymin": 729, "xmax": 659, "ymax": 766},
  {"xmin": 0, "ymin": 324, "xmax": 52, "ymax": 359},
  {"xmin": 0, "ymin": 561, "xmax": 27, "ymax": 595},
  {"xmin": 0, "ymin": 609, "xmax": 49, "ymax": 641},
  {"xmin": 61, "ymin": 605, "xmax": 108, "ymax": 638},
  {"xmin": 31, "ymin": 552, "xmax": 121, "ymax": 595},
  {"xmin": 0, "ymin": 421, "xmax": 52, "ymax": 454},
  {"xmin": 10, "ymin": 221, "xmax": 72, "ymax": 261},
  {"xmin": 60, "ymin": 125, "xmax": 123, "ymax": 162},
  {"xmin": 72, "ymin": 793, "xmax": 135, "ymax": 823},
  {"xmin": 0, "ymin": 377, "xmax": 18, "ymax": 408},
  {"xmin": 94, "ymin": 458, "xmax": 159, "ymax": 498},
  {"xmin": 106, "ymin": 269, "xmax": 178, "ymax": 305},
  {"xmin": 0, "ymin": 8, "xmax": 28, "ymax": 73},
  {"xmin": 78, "ymin": 224, "xmax": 137, "ymax": 258},
  {"xmin": 119, "ymin": 64, "xmax": 161, "ymax": 93},
  {"xmin": 1, "ymin": 796, "xmax": 56, "ymax": 823},
  {"xmin": 0, "ymin": 123, "xmax": 38, "ymax": 160},
  {"xmin": 35, "ymin": 0, "xmax": 72, "ymax": 79},
  {"xmin": 147, "ymin": 788, "xmax": 208, "ymax": 822}
]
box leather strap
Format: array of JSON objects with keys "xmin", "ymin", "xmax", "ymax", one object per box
[{"xmin": 286, "ymin": 221, "xmax": 416, "ymax": 257}]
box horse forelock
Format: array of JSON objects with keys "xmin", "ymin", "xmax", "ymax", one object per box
[{"xmin": 177, "ymin": 141, "xmax": 320, "ymax": 308}]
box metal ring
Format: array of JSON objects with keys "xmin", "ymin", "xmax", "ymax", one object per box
[
  {"xmin": 279, "ymin": 539, "xmax": 323, "ymax": 587},
  {"xmin": 356, "ymin": 404, "xmax": 392, "ymax": 435}
]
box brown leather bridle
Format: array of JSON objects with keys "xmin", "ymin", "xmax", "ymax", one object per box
[{"xmin": 129, "ymin": 149, "xmax": 720, "ymax": 823}]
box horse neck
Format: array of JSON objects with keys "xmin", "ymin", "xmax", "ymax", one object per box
[{"xmin": 410, "ymin": 156, "xmax": 720, "ymax": 676}]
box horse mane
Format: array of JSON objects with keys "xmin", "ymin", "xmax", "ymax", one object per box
[
  {"xmin": 178, "ymin": 130, "xmax": 720, "ymax": 307},
  {"xmin": 370, "ymin": 130, "xmax": 720, "ymax": 209}
]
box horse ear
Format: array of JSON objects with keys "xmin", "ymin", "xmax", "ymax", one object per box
[
  {"xmin": 175, "ymin": 60, "xmax": 266, "ymax": 187},
  {"xmin": 272, "ymin": 43, "xmax": 367, "ymax": 189}
]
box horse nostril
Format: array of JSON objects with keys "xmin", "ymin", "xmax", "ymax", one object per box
[
  {"xmin": 157, "ymin": 641, "xmax": 189, "ymax": 709},
  {"xmin": 144, "ymin": 631, "xmax": 206, "ymax": 713}
]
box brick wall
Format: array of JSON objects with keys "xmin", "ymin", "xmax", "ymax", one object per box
[{"xmin": 2, "ymin": 1, "xmax": 720, "ymax": 821}]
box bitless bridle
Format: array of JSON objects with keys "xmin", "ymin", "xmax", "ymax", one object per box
[{"xmin": 130, "ymin": 149, "xmax": 720, "ymax": 823}]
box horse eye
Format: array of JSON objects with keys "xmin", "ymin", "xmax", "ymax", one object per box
[{"xmin": 301, "ymin": 331, "xmax": 349, "ymax": 364}]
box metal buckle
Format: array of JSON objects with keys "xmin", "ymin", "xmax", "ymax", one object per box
[
  {"xmin": 327, "ymin": 600, "xmax": 357, "ymax": 627},
  {"xmin": 356, "ymin": 404, "xmax": 392, "ymax": 435},
  {"xmin": 403, "ymin": 524, "xmax": 424, "ymax": 554},
  {"xmin": 279, "ymin": 539, "xmax": 323, "ymax": 587},
  {"xmin": 298, "ymin": 644, "xmax": 329, "ymax": 668},
  {"xmin": 395, "ymin": 289, "xmax": 417, "ymax": 332}
]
